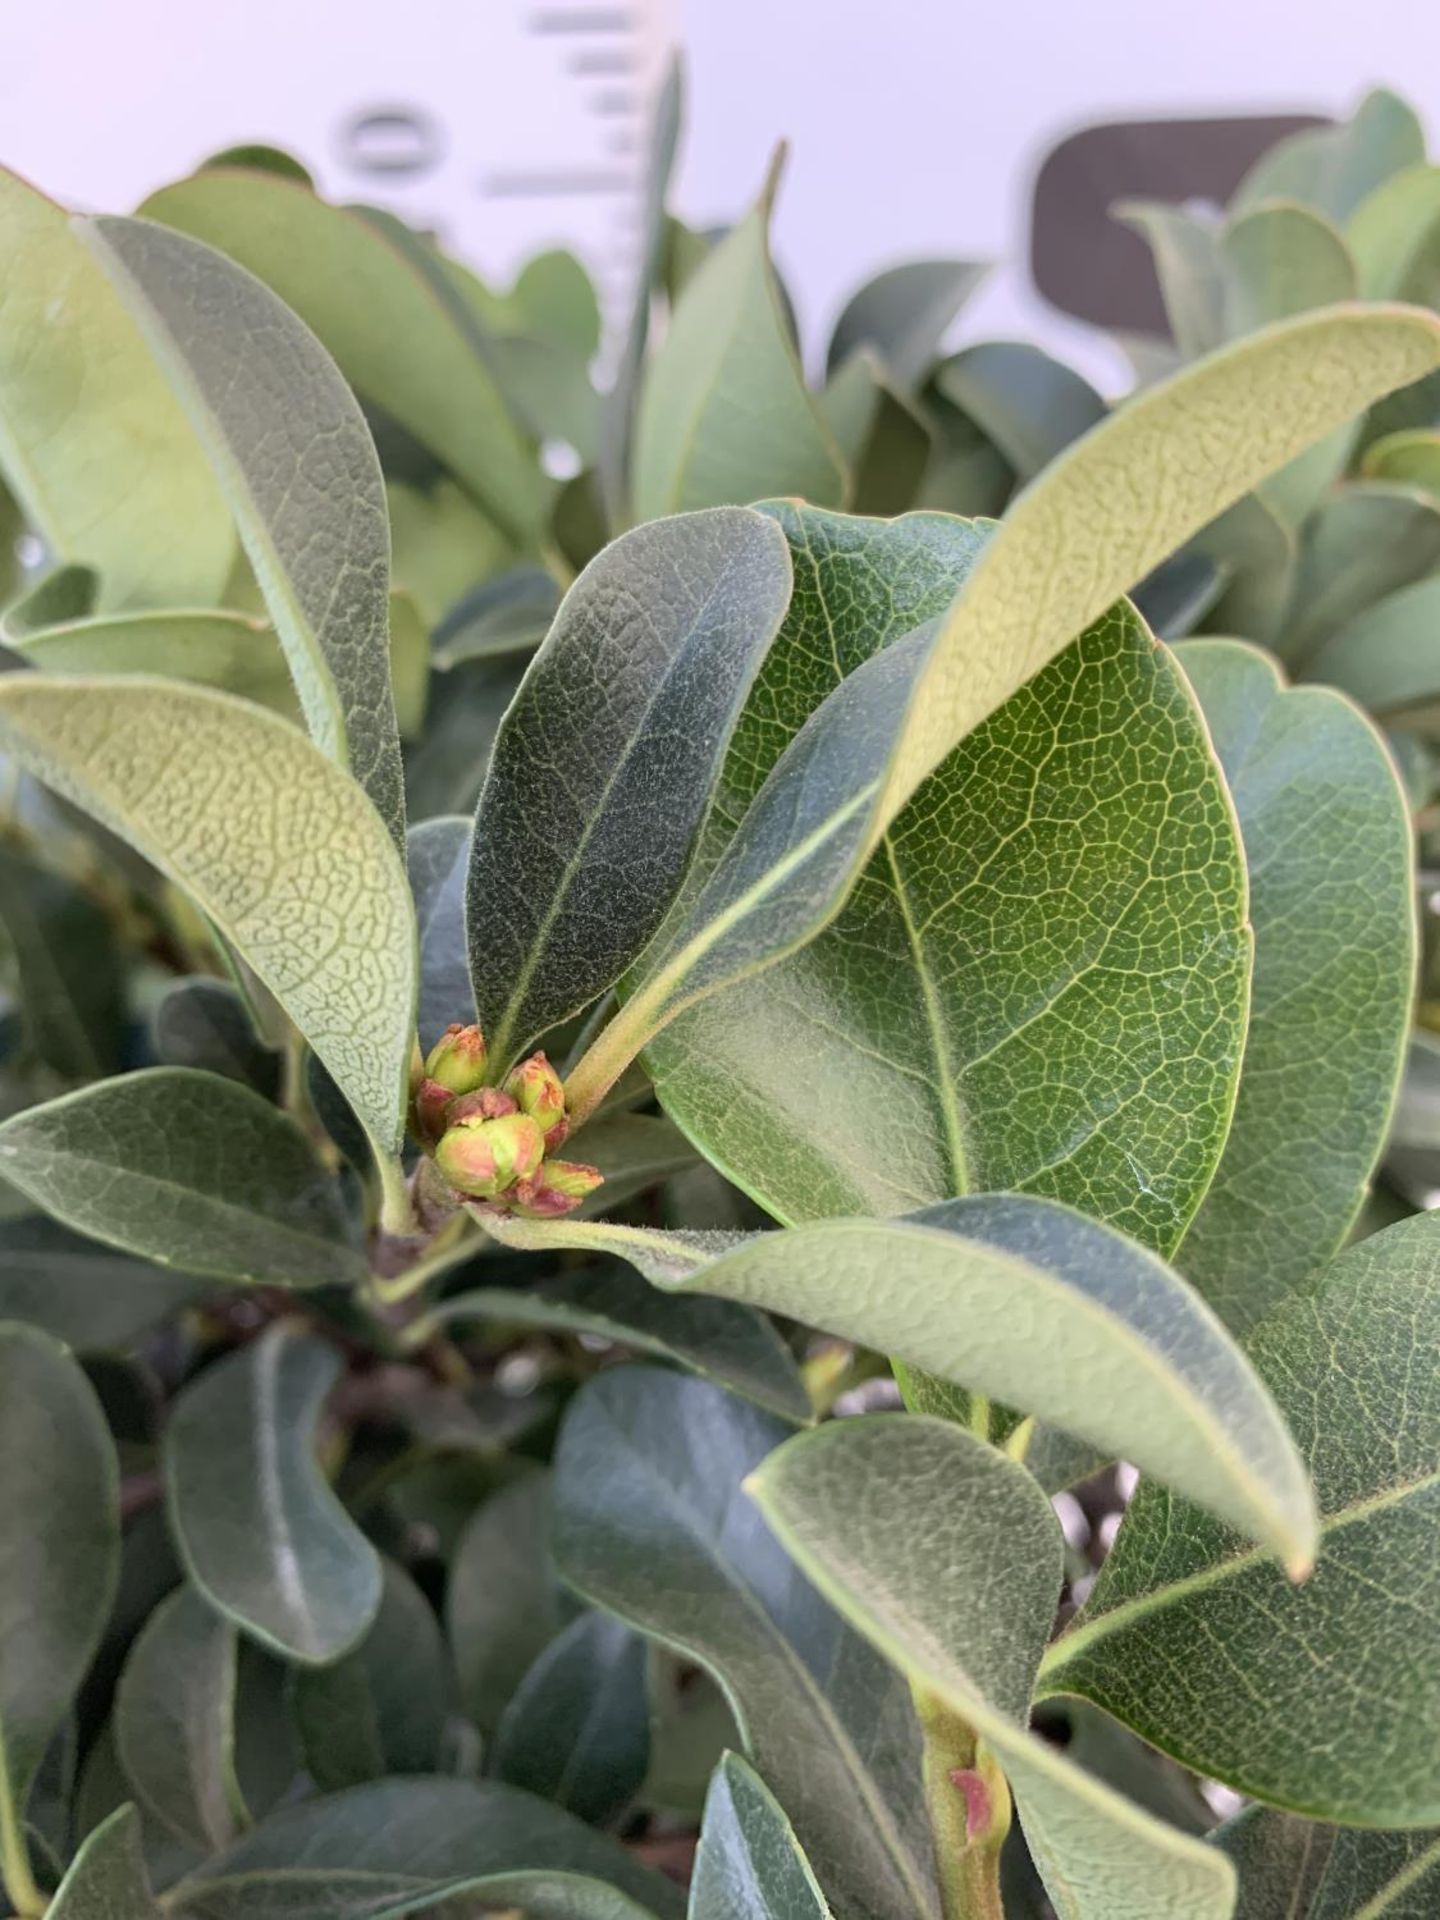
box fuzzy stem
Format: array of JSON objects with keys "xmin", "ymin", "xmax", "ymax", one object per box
[
  {"xmin": 375, "ymin": 1148, "xmax": 418, "ymax": 1239},
  {"xmin": 913, "ymin": 1686, "xmax": 1011, "ymax": 1920},
  {"xmin": 0, "ymin": 1747, "xmax": 45, "ymax": 1918}
]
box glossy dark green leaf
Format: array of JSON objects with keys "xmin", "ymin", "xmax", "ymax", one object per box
[
  {"xmin": 1175, "ymin": 641, "xmax": 1414, "ymax": 1331},
  {"xmin": 425, "ymin": 1260, "xmax": 809, "ymax": 1422},
  {"xmin": 166, "ymin": 1324, "xmax": 382, "ymax": 1664},
  {"xmin": 446, "ymin": 1473, "xmax": 568, "ymax": 1735},
  {"xmin": 638, "ymin": 507, "xmax": 1248, "ymax": 1254},
  {"xmin": 826, "ymin": 260, "xmax": 989, "ymax": 390},
  {"xmin": 46, "ymin": 1806, "xmax": 159, "ymax": 1920},
  {"xmin": 0, "ymin": 676, "xmax": 418, "ymax": 1160},
  {"xmin": 552, "ymin": 1366, "xmax": 937, "ymax": 1920},
  {"xmin": 431, "ymin": 567, "xmax": 560, "ymax": 668},
  {"xmin": 153, "ymin": 980, "xmax": 281, "ymax": 1100},
  {"xmin": 165, "ymin": 1778, "xmax": 682, "ymax": 1919},
  {"xmin": 1234, "ymin": 88, "xmax": 1425, "ymax": 224},
  {"xmin": 0, "ymin": 1214, "xmax": 203, "ymax": 1347},
  {"xmin": 142, "ymin": 170, "xmax": 547, "ymax": 545},
  {"xmin": 83, "ymin": 214, "xmax": 406, "ymax": 847},
  {"xmin": 491, "ymin": 1611, "xmax": 649, "ymax": 1824},
  {"xmin": 1039, "ymin": 1208, "xmax": 1440, "ymax": 1825},
  {"xmin": 114, "ymin": 1587, "xmax": 243, "ymax": 1853},
  {"xmin": 466, "ymin": 507, "xmax": 793, "ymax": 1068},
  {"xmin": 690, "ymin": 1752, "xmax": 833, "ymax": 1919},
  {"xmin": 633, "ymin": 169, "xmax": 845, "ymax": 520},
  {"xmin": 0, "ymin": 1069, "xmax": 363, "ymax": 1287},
  {"xmin": 488, "ymin": 1192, "xmax": 1315, "ymax": 1567},
  {"xmin": 290, "ymin": 1559, "xmax": 450, "ymax": 1790},
  {"xmin": 750, "ymin": 1415, "xmax": 1235, "ymax": 1920},
  {"xmin": 0, "ymin": 1325, "xmax": 119, "ymax": 1822},
  {"xmin": 935, "ymin": 342, "xmax": 1106, "ymax": 479},
  {"xmin": 1216, "ymin": 1804, "xmax": 1440, "ymax": 1918},
  {"xmin": 406, "ymin": 816, "xmax": 473, "ymax": 1051},
  {"xmin": 0, "ymin": 843, "xmax": 124, "ymax": 1078},
  {"xmin": 0, "ymin": 168, "xmax": 233, "ymax": 609}
]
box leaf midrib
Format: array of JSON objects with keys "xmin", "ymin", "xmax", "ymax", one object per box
[
  {"xmin": 1038, "ymin": 1466, "xmax": 1440, "ymax": 1686},
  {"xmin": 576, "ymin": 1400, "xmax": 935, "ymax": 1916}
]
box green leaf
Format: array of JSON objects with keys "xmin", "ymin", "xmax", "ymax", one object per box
[
  {"xmin": 491, "ymin": 1193, "xmax": 1316, "ymax": 1568},
  {"xmin": 466, "ymin": 507, "xmax": 793, "ymax": 1068},
  {"xmin": 749, "ymin": 1415, "xmax": 1236, "ymax": 1920},
  {"xmin": 1361, "ymin": 426, "xmax": 1440, "ymax": 499},
  {"xmin": 633, "ymin": 169, "xmax": 846, "ymax": 520},
  {"xmin": 47, "ymin": 1807, "xmax": 158, "ymax": 1920},
  {"xmin": 1038, "ymin": 1208, "xmax": 1440, "ymax": 1826},
  {"xmin": 1218, "ymin": 205, "xmax": 1358, "ymax": 520},
  {"xmin": 574, "ymin": 309, "xmax": 1440, "ymax": 1115},
  {"xmin": 0, "ymin": 1069, "xmax": 363, "ymax": 1288},
  {"xmin": 406, "ymin": 816, "xmax": 473, "ymax": 1051},
  {"xmin": 446, "ymin": 1473, "xmax": 568, "ymax": 1735},
  {"xmin": 141, "ymin": 170, "xmax": 547, "ymax": 545},
  {"xmin": 82, "ymin": 215, "xmax": 405, "ymax": 847},
  {"xmin": 1220, "ymin": 203, "xmax": 1357, "ymax": 337},
  {"xmin": 431, "ymin": 568, "xmax": 560, "ymax": 668},
  {"xmin": 817, "ymin": 353, "xmax": 933, "ymax": 517},
  {"xmin": 165, "ymin": 1324, "xmax": 382, "ymax": 1664},
  {"xmin": 1277, "ymin": 482, "xmax": 1440, "ymax": 663},
  {"xmin": 600, "ymin": 55, "xmax": 683, "ymax": 527},
  {"xmin": 0, "ymin": 169, "xmax": 233, "ymax": 610},
  {"xmin": 826, "ymin": 260, "xmax": 988, "ymax": 390},
  {"xmin": 1174, "ymin": 641, "xmax": 1414, "ymax": 1331},
  {"xmin": 639, "ymin": 507, "xmax": 1248, "ymax": 1245},
  {"xmin": 491, "ymin": 1611, "xmax": 650, "ymax": 1825},
  {"xmin": 165, "ymin": 1778, "xmax": 683, "ymax": 1919},
  {"xmin": 1, "ymin": 563, "xmax": 99, "ymax": 638},
  {"xmin": 153, "ymin": 980, "xmax": 281, "ymax": 1099},
  {"xmin": 425, "ymin": 1261, "xmax": 810, "ymax": 1423},
  {"xmin": 1302, "ymin": 574, "xmax": 1440, "ymax": 721},
  {"xmin": 0, "ymin": 676, "xmax": 417, "ymax": 1159},
  {"xmin": 290, "ymin": 1559, "xmax": 450, "ymax": 1791},
  {"xmin": 1114, "ymin": 202, "xmax": 1225, "ymax": 359},
  {"xmin": 372, "ymin": 1878, "xmax": 667, "ymax": 1920},
  {"xmin": 690, "ymin": 1752, "xmax": 833, "ymax": 1919},
  {"xmin": 115, "ymin": 1587, "xmax": 243, "ymax": 1853},
  {"xmin": 0, "ymin": 1324, "xmax": 119, "ymax": 1830},
  {"xmin": 0, "ymin": 843, "xmax": 124, "ymax": 1078},
  {"xmin": 576, "ymin": 1111, "xmax": 700, "ymax": 1212},
  {"xmin": 934, "ymin": 343, "xmax": 1106, "ymax": 478},
  {"xmin": 551, "ymin": 1367, "xmax": 936, "ymax": 1920},
  {"xmin": 0, "ymin": 1216, "xmax": 204, "ymax": 1347},
  {"xmin": 1348, "ymin": 163, "xmax": 1440, "ymax": 298},
  {"xmin": 884, "ymin": 307, "xmax": 1440, "ymax": 824},
  {"xmin": 1234, "ymin": 90, "xmax": 1425, "ymax": 224},
  {"xmin": 12, "ymin": 610, "xmax": 298, "ymax": 719},
  {"xmin": 1217, "ymin": 1805, "xmax": 1440, "ymax": 1918}
]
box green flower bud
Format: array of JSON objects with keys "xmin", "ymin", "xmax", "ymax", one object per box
[
  {"xmin": 503, "ymin": 1051, "xmax": 566, "ymax": 1138},
  {"xmin": 424, "ymin": 1023, "xmax": 489, "ymax": 1096},
  {"xmin": 434, "ymin": 1110, "xmax": 544, "ymax": 1199},
  {"xmin": 511, "ymin": 1158, "xmax": 604, "ymax": 1219}
]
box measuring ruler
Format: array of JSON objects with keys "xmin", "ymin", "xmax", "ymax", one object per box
[{"xmin": 0, "ymin": 0, "xmax": 677, "ymax": 337}]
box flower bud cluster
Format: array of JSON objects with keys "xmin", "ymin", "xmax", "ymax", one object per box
[{"xmin": 414, "ymin": 1025, "xmax": 601, "ymax": 1217}]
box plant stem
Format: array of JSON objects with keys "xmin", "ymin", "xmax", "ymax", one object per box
[
  {"xmin": 375, "ymin": 1149, "xmax": 418, "ymax": 1239},
  {"xmin": 0, "ymin": 1744, "xmax": 45, "ymax": 1918},
  {"xmin": 913, "ymin": 1685, "xmax": 1011, "ymax": 1920}
]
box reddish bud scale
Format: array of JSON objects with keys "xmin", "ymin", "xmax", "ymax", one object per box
[{"xmin": 510, "ymin": 1158, "xmax": 604, "ymax": 1219}]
